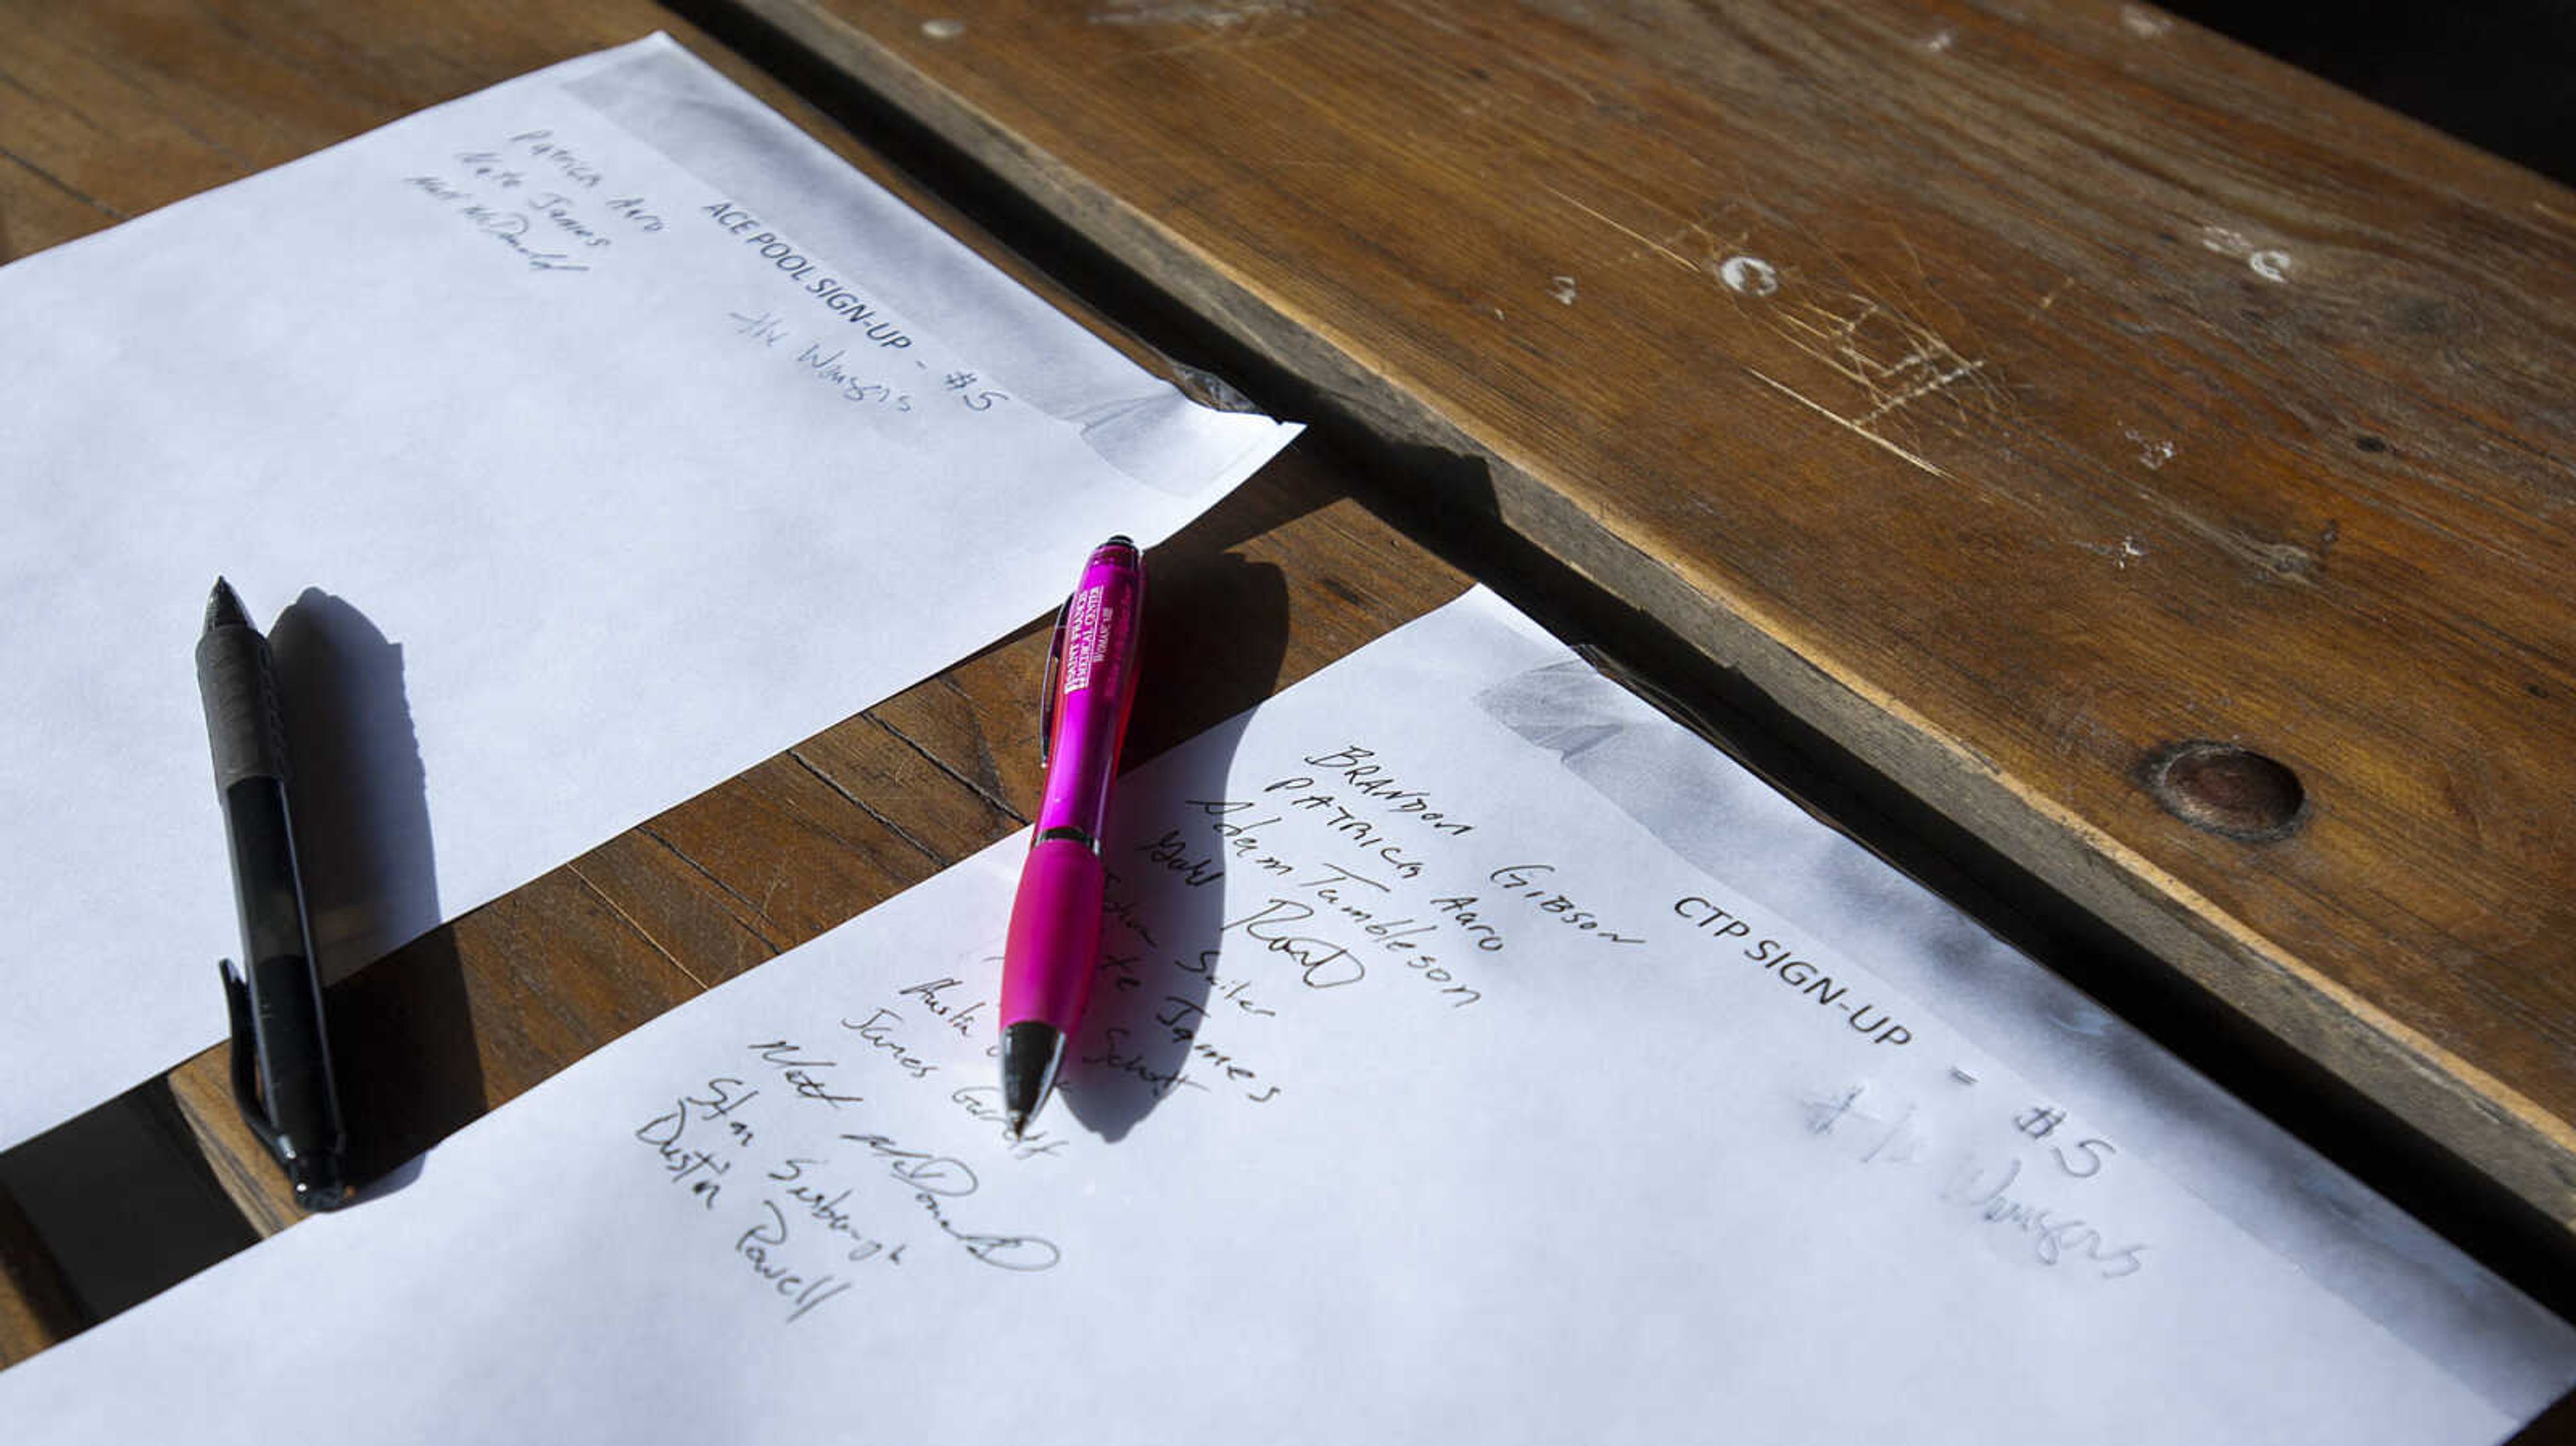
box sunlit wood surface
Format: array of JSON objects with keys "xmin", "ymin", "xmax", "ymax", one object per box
[{"xmin": 732, "ymin": 0, "xmax": 2576, "ymax": 1225}]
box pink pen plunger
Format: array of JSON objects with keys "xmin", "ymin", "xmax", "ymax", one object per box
[{"xmin": 998, "ymin": 536, "xmax": 1144, "ymax": 1137}]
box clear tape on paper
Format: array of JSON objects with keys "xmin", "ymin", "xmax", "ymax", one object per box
[
  {"xmin": 561, "ymin": 38, "xmax": 1286, "ymax": 497},
  {"xmin": 1476, "ymin": 656, "xmax": 2573, "ymax": 1418}
]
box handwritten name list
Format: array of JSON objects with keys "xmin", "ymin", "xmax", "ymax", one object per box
[
  {"xmin": 0, "ymin": 32, "xmax": 1298, "ymax": 1161},
  {"xmin": 403, "ymin": 127, "xmax": 666, "ymax": 273},
  {"xmin": 2, "ymin": 589, "xmax": 2557, "ymax": 1445}
]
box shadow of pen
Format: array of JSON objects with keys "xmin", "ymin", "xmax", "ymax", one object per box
[
  {"xmin": 1058, "ymin": 548, "xmax": 1291, "ymax": 1141},
  {"xmin": 269, "ymin": 589, "xmax": 484, "ymax": 1195}
]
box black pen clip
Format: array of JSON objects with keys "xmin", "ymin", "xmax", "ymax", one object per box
[
  {"xmin": 1036, "ymin": 590, "xmax": 1073, "ymax": 770},
  {"xmin": 219, "ymin": 958, "xmax": 287, "ymax": 1162}
]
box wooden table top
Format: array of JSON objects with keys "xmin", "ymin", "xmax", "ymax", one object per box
[
  {"xmin": 725, "ymin": 0, "xmax": 2576, "ymax": 1228},
  {"xmin": 2, "ymin": 0, "xmax": 2573, "ymax": 1416}
]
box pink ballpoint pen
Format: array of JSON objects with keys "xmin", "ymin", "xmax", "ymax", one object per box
[{"xmin": 999, "ymin": 535, "xmax": 1146, "ymax": 1138}]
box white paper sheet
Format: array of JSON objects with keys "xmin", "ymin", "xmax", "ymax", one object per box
[
  {"xmin": 4, "ymin": 589, "xmax": 2565, "ymax": 1443},
  {"xmin": 0, "ymin": 35, "xmax": 1294, "ymax": 1149}
]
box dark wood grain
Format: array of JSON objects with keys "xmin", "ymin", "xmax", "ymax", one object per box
[
  {"xmin": 722, "ymin": 0, "xmax": 2576, "ymax": 1225},
  {"xmin": 0, "ymin": 0, "xmax": 1464, "ymax": 1353},
  {"xmin": 0, "ymin": 1184, "xmax": 83, "ymax": 1363}
]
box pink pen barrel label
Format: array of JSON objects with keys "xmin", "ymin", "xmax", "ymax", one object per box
[{"xmin": 1060, "ymin": 584, "xmax": 1107, "ymax": 693}]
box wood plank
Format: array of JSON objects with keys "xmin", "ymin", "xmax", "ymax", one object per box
[
  {"xmin": 0, "ymin": 0, "xmax": 1464, "ymax": 1344},
  {"xmin": 0, "ymin": 1186, "xmax": 85, "ymax": 1367},
  {"xmin": 724, "ymin": 0, "xmax": 2576, "ymax": 1225}
]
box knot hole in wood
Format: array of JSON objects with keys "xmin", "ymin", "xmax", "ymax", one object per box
[{"xmin": 2145, "ymin": 741, "xmax": 2308, "ymax": 841}]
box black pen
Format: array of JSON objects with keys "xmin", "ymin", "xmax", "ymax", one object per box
[{"xmin": 198, "ymin": 578, "xmax": 350, "ymax": 1210}]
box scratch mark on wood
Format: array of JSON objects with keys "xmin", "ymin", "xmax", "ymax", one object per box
[
  {"xmin": 1089, "ymin": 0, "xmax": 1309, "ymax": 25},
  {"xmin": 865, "ymin": 714, "xmax": 1030, "ymax": 825},
  {"xmin": 788, "ymin": 748, "xmax": 945, "ymax": 868},
  {"xmin": 2078, "ymin": 535, "xmax": 2151, "ymax": 570},
  {"xmin": 566, "ymin": 859, "xmax": 720, "ymax": 990},
  {"xmin": 1548, "ymin": 274, "xmax": 1578, "ymax": 305},
  {"xmin": 1746, "ymin": 366, "xmax": 1955, "ymax": 480},
  {"xmin": 1855, "ymin": 356, "xmax": 1988, "ymax": 424},
  {"xmin": 0, "ymin": 145, "xmax": 131, "ymax": 222},
  {"xmin": 0, "ymin": 63, "xmax": 112, "ymax": 136},
  {"xmin": 2122, "ymin": 428, "xmax": 2177, "ymax": 468},
  {"xmin": 1682, "ymin": 217, "xmax": 1751, "ymax": 259},
  {"xmin": 921, "ymin": 17, "xmax": 966, "ymax": 40},
  {"xmin": 1540, "ymin": 183, "xmax": 1699, "ymax": 273},
  {"xmin": 1093, "ymin": 3, "xmax": 1310, "ymax": 65},
  {"xmin": 1768, "ymin": 292, "xmax": 2000, "ymax": 426},
  {"xmin": 628, "ymin": 824, "xmax": 804, "ymax": 951}
]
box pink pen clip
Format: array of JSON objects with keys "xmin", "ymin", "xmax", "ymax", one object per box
[{"xmin": 998, "ymin": 536, "xmax": 1145, "ymax": 1137}]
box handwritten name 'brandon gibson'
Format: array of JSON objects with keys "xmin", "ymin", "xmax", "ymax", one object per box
[{"xmin": 702, "ymin": 201, "xmax": 912, "ymax": 347}]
